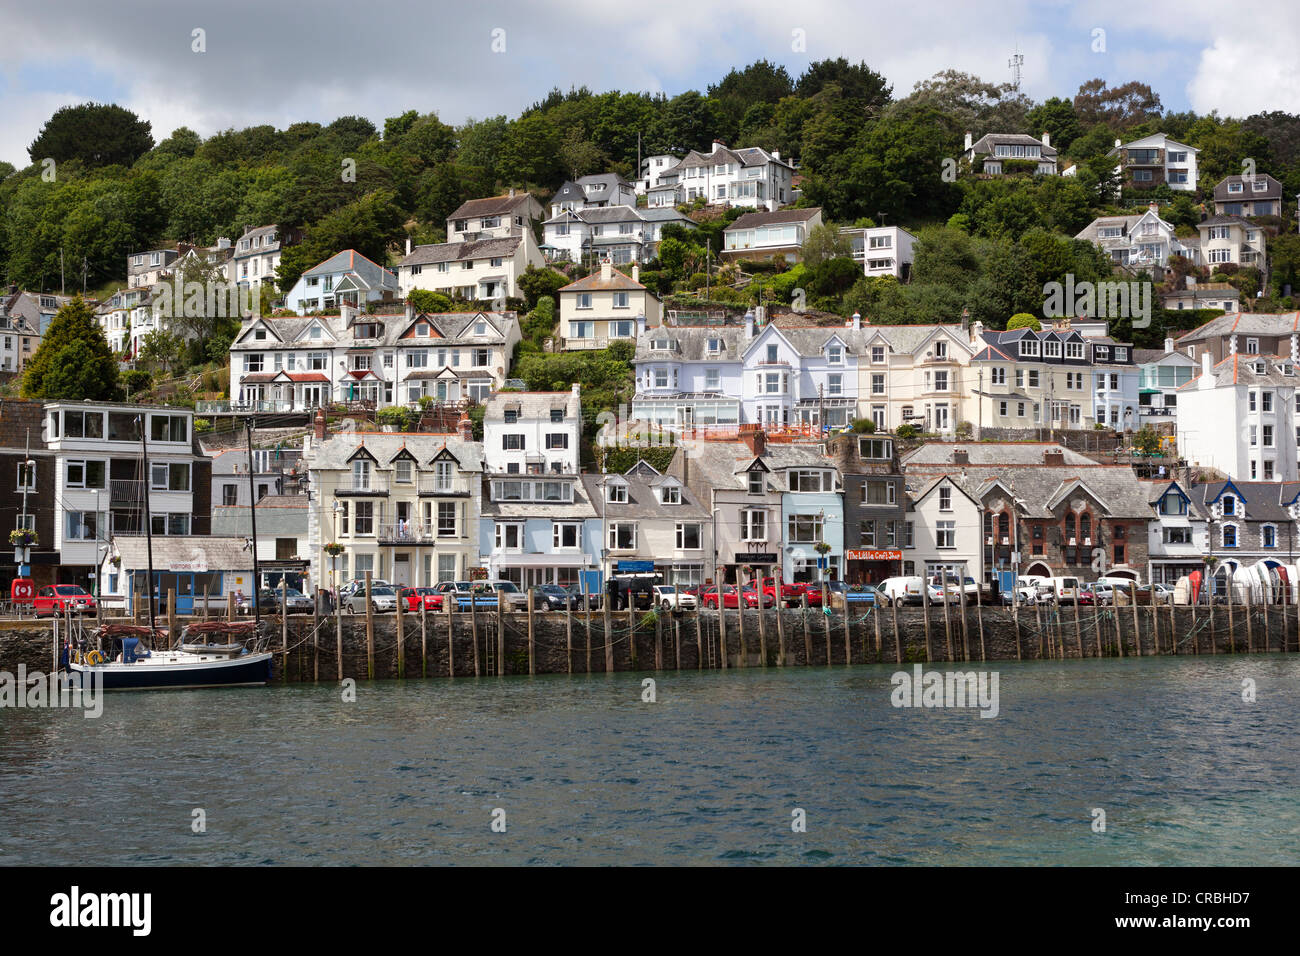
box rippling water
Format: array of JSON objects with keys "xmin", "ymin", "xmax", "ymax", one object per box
[{"xmin": 2, "ymin": 656, "xmax": 1298, "ymax": 865}]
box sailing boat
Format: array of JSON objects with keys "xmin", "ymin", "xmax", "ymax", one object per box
[{"xmin": 66, "ymin": 414, "xmax": 274, "ymax": 690}]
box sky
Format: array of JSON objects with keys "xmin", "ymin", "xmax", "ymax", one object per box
[{"xmin": 1, "ymin": 0, "xmax": 1298, "ymax": 168}]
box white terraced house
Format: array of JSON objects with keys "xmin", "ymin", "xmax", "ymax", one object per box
[
  {"xmin": 656, "ymin": 140, "xmax": 795, "ymax": 212},
  {"xmin": 445, "ymin": 190, "xmax": 545, "ymax": 242},
  {"xmin": 228, "ymin": 303, "xmax": 520, "ymax": 411},
  {"xmin": 304, "ymin": 428, "xmax": 485, "ymax": 589},
  {"xmin": 396, "ymin": 230, "xmax": 544, "ymax": 302}
]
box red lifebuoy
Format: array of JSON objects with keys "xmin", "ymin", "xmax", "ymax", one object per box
[{"xmin": 11, "ymin": 578, "xmax": 34, "ymax": 604}]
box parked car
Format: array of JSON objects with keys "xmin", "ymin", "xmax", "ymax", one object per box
[
  {"xmin": 878, "ymin": 576, "xmax": 925, "ymax": 607},
  {"xmin": 533, "ymin": 584, "xmax": 580, "ymax": 611},
  {"xmin": 397, "ymin": 587, "xmax": 444, "ymax": 612},
  {"xmin": 488, "ymin": 580, "xmax": 528, "ymax": 610},
  {"xmin": 652, "ymin": 585, "xmax": 697, "ymax": 610},
  {"xmin": 606, "ymin": 577, "xmax": 655, "ymax": 611},
  {"xmin": 34, "ymin": 585, "xmax": 98, "ymax": 617},
  {"xmin": 563, "ymin": 584, "xmax": 600, "ymax": 610},
  {"xmin": 700, "ymin": 585, "xmax": 762, "ymax": 609},
  {"xmin": 1042, "ymin": 576, "xmax": 1081, "ymax": 604},
  {"xmin": 741, "ymin": 586, "xmax": 776, "ymax": 608},
  {"xmin": 344, "ymin": 585, "xmax": 398, "ymax": 614},
  {"xmin": 757, "ymin": 576, "xmax": 803, "ymax": 607},
  {"xmin": 843, "ymin": 583, "xmax": 889, "ymax": 606},
  {"xmin": 1077, "ymin": 584, "xmax": 1096, "ymax": 606},
  {"xmin": 339, "ymin": 578, "xmax": 391, "ymax": 599},
  {"xmin": 1151, "ymin": 583, "xmax": 1175, "ymax": 604},
  {"xmin": 999, "ymin": 577, "xmax": 1040, "ymax": 605},
  {"xmin": 237, "ymin": 587, "xmax": 313, "ymax": 615}
]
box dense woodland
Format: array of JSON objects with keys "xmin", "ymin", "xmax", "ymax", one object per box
[{"xmin": 5, "ymin": 60, "xmax": 1300, "ymax": 402}]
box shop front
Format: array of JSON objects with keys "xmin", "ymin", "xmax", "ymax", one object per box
[
  {"xmin": 845, "ymin": 548, "xmax": 902, "ymax": 585},
  {"xmin": 730, "ymin": 550, "xmax": 778, "ymax": 586}
]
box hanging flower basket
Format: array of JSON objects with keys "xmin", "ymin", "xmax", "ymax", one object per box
[
  {"xmin": 9, "ymin": 528, "xmax": 37, "ymax": 548},
  {"xmin": 814, "ymin": 541, "xmax": 832, "ymax": 556},
  {"xmin": 324, "ymin": 542, "xmax": 345, "ymax": 557},
  {"xmin": 1202, "ymin": 554, "xmax": 1218, "ymax": 566}
]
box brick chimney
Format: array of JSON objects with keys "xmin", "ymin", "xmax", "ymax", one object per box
[
  {"xmin": 313, "ymin": 407, "xmax": 327, "ymax": 440},
  {"xmin": 953, "ymin": 447, "xmax": 969, "ymax": 466},
  {"xmin": 600, "ymin": 259, "xmax": 613, "ymax": 282},
  {"xmin": 1044, "ymin": 448, "xmax": 1065, "ymax": 467},
  {"xmin": 739, "ymin": 423, "xmax": 766, "ymax": 457},
  {"xmin": 458, "ymin": 414, "xmax": 473, "ymax": 441}
]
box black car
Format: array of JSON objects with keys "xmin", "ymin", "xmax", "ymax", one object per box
[
  {"xmin": 605, "ymin": 577, "xmax": 654, "ymax": 611},
  {"xmin": 534, "ymin": 584, "xmax": 580, "ymax": 611},
  {"xmin": 563, "ymin": 584, "xmax": 600, "ymax": 610}
]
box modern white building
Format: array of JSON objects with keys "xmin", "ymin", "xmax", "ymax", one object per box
[
  {"xmin": 1178, "ymin": 352, "xmax": 1300, "ymax": 482},
  {"xmin": 722, "ymin": 207, "xmax": 823, "ymax": 262},
  {"xmin": 840, "ymin": 225, "xmax": 917, "ymax": 280},
  {"xmin": 1109, "ymin": 133, "xmax": 1199, "ymax": 192}
]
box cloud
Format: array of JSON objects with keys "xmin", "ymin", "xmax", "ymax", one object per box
[{"xmin": 0, "ymin": 0, "xmax": 1297, "ymax": 169}]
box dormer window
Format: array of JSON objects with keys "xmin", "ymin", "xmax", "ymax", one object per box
[
  {"xmin": 652, "ymin": 337, "xmax": 673, "ymax": 350},
  {"xmin": 503, "ymin": 410, "xmax": 518, "ymax": 424},
  {"xmin": 416, "ymin": 323, "xmax": 429, "ymax": 336},
  {"xmin": 1228, "ymin": 182, "xmax": 1243, "ymax": 193},
  {"xmin": 474, "ymin": 321, "xmax": 487, "ymax": 335},
  {"xmin": 707, "ymin": 338, "xmax": 721, "ymax": 353},
  {"xmin": 748, "ymin": 471, "xmax": 765, "ymax": 495},
  {"xmin": 1222, "ymin": 494, "xmax": 1237, "ymax": 516},
  {"xmin": 606, "ymin": 481, "xmax": 628, "ymax": 503},
  {"xmin": 1252, "ymin": 180, "xmax": 1268, "ymax": 193},
  {"xmin": 1019, "ymin": 339, "xmax": 1039, "ymax": 358},
  {"xmin": 254, "ymin": 328, "xmax": 267, "ymax": 341},
  {"xmin": 828, "ymin": 344, "xmax": 843, "ymax": 365},
  {"xmin": 550, "ymin": 408, "xmax": 563, "ymax": 423},
  {"xmin": 660, "ymin": 484, "xmax": 680, "ymax": 505},
  {"xmin": 1158, "ymin": 492, "xmax": 1186, "ymax": 516},
  {"xmin": 310, "ymin": 326, "xmax": 322, "ymax": 339},
  {"xmin": 934, "ymin": 341, "xmax": 947, "ymax": 360}
]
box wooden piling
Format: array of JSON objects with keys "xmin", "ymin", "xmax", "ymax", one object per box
[
  {"xmin": 312, "ymin": 587, "xmax": 319, "ymax": 682},
  {"xmin": 654, "ymin": 611, "xmax": 663, "ymax": 670},
  {"xmin": 1071, "ymin": 591, "xmax": 1082, "ymax": 659},
  {"xmin": 801, "ymin": 592, "xmax": 812, "ymax": 665},
  {"xmin": 226, "ymin": 589, "xmax": 236, "ymax": 621},
  {"xmin": 526, "ymin": 587, "xmax": 535, "ymax": 676},
  {"xmin": 1245, "ymin": 587, "xmax": 1254, "ymax": 653},
  {"xmin": 1130, "ymin": 590, "xmax": 1141, "ymax": 656},
  {"xmin": 445, "ymin": 597, "xmax": 454, "ymax": 678},
  {"xmin": 335, "ymin": 583, "xmax": 344, "ymax": 681},
  {"xmin": 842, "ymin": 596, "xmax": 852, "ymax": 666},
  {"xmin": 957, "ymin": 578, "xmax": 971, "ymax": 661},
  {"xmin": 735, "ymin": 578, "xmax": 747, "ymax": 669},
  {"xmin": 923, "ymin": 589, "xmax": 933, "ymax": 662},
  {"xmin": 203, "ymin": 586, "xmax": 210, "ymax": 622},
  {"xmin": 756, "ymin": 582, "xmax": 769, "ymax": 667},
  {"xmin": 775, "ymin": 592, "xmax": 787, "ymax": 666},
  {"xmin": 694, "ymin": 594, "xmax": 703, "ymax": 671},
  {"xmin": 940, "ymin": 574, "xmax": 953, "ymax": 661},
  {"xmin": 167, "ymin": 587, "xmax": 178, "ymax": 650},
  {"xmin": 419, "ymin": 598, "xmax": 427, "ymax": 679},
  {"xmin": 394, "ymin": 587, "xmax": 405, "ymax": 680},
  {"xmin": 872, "ymin": 600, "xmax": 883, "ymax": 661},
  {"xmin": 1092, "ymin": 599, "xmax": 1102, "ymax": 658},
  {"xmin": 821, "ymin": 582, "xmax": 832, "ymax": 667},
  {"xmin": 279, "ymin": 585, "xmax": 288, "ymax": 682},
  {"xmin": 627, "ymin": 605, "xmax": 636, "ymax": 669},
  {"xmin": 496, "ymin": 590, "xmax": 505, "ymax": 676},
  {"xmin": 603, "ymin": 590, "xmax": 613, "ymax": 673},
  {"xmin": 1033, "ymin": 597, "xmax": 1043, "ymax": 659},
  {"xmin": 364, "ymin": 570, "xmax": 375, "ymax": 680},
  {"xmin": 565, "ymin": 595, "xmax": 573, "ymax": 674},
  {"xmin": 470, "ymin": 584, "xmax": 481, "ymax": 677}
]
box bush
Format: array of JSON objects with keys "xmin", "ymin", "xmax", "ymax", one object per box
[
  {"xmin": 376, "ymin": 406, "xmax": 417, "ymax": 431},
  {"xmin": 1007, "ymin": 313, "xmax": 1041, "ymax": 331},
  {"xmin": 121, "ymin": 369, "xmax": 153, "ymax": 396},
  {"xmin": 895, "ymin": 424, "xmax": 918, "ymax": 439},
  {"xmin": 851, "ymin": 418, "xmax": 876, "ymax": 434}
]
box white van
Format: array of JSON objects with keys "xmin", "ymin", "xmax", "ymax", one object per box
[
  {"xmin": 878, "ymin": 576, "xmax": 925, "ymax": 607},
  {"xmin": 1043, "ymin": 576, "xmax": 1080, "ymax": 604}
]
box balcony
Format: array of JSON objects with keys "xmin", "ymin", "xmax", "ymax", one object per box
[
  {"xmin": 196, "ymin": 400, "xmax": 300, "ymax": 414},
  {"xmin": 110, "ymin": 479, "xmax": 144, "ymax": 506},
  {"xmin": 336, "ymin": 478, "xmax": 390, "ymax": 497},
  {"xmin": 417, "ymin": 477, "xmax": 472, "ymax": 497},
  {"xmin": 377, "ymin": 523, "xmax": 440, "ymax": 545}
]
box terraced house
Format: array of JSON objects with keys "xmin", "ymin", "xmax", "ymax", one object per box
[
  {"xmin": 652, "ymin": 141, "xmax": 795, "ymax": 211},
  {"xmin": 397, "ymin": 229, "xmax": 544, "ymax": 303},
  {"xmin": 903, "ymin": 443, "xmax": 1151, "ymax": 584},
  {"xmin": 851, "ymin": 319, "xmax": 977, "ymax": 435},
  {"xmin": 230, "ymin": 303, "xmax": 519, "ymax": 411},
  {"xmin": 305, "ymin": 428, "xmax": 484, "ymax": 589}
]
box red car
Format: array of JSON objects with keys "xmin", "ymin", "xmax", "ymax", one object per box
[
  {"xmin": 700, "ymin": 585, "xmax": 770, "ymax": 609},
  {"xmin": 34, "ymin": 585, "xmax": 98, "ymax": 617},
  {"xmin": 398, "ymin": 587, "xmax": 444, "ymax": 612},
  {"xmin": 757, "ymin": 577, "xmax": 803, "ymax": 607},
  {"xmin": 790, "ymin": 582, "xmax": 825, "ymax": 606}
]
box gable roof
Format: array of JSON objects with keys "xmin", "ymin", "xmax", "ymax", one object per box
[
  {"xmin": 399, "ymin": 236, "xmax": 522, "ymax": 268},
  {"xmin": 725, "ymin": 208, "xmax": 821, "ymax": 231},
  {"xmin": 447, "ymin": 194, "xmax": 536, "ymax": 221}
]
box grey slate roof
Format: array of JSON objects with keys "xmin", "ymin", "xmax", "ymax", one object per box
[
  {"xmin": 399, "ymin": 236, "xmax": 522, "ymax": 267},
  {"xmin": 904, "ymin": 462, "xmax": 1152, "ymax": 518},
  {"xmin": 108, "ymin": 535, "xmax": 254, "ymax": 571},
  {"xmin": 968, "ymin": 133, "xmax": 1058, "ymax": 159},
  {"xmin": 308, "ymin": 434, "xmax": 484, "ymax": 472},
  {"xmin": 902, "ymin": 442, "xmax": 1093, "ymax": 467},
  {"xmin": 1213, "ymin": 174, "xmax": 1283, "ymax": 202},
  {"xmin": 725, "ymin": 208, "xmax": 821, "ymax": 231},
  {"xmin": 484, "ymin": 390, "xmax": 579, "ymax": 424},
  {"xmin": 1175, "ymin": 312, "xmax": 1300, "ymax": 346},
  {"xmin": 635, "ymin": 326, "xmax": 748, "ymax": 362},
  {"xmin": 580, "ymin": 473, "xmax": 707, "ymax": 521}
]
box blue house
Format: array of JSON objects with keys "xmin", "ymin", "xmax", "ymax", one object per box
[{"xmin": 284, "ymin": 249, "xmax": 399, "ymax": 315}]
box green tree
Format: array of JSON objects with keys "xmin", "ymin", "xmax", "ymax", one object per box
[
  {"xmin": 21, "ymin": 296, "xmax": 120, "ymax": 400},
  {"xmin": 138, "ymin": 327, "xmax": 187, "ymax": 375},
  {"xmin": 407, "ymin": 289, "xmax": 454, "ymax": 313},
  {"xmin": 498, "ymin": 114, "xmax": 563, "ymax": 187},
  {"xmin": 1007, "ymin": 312, "xmax": 1041, "ymax": 331},
  {"xmin": 558, "ymin": 126, "xmax": 606, "ymax": 181},
  {"xmin": 516, "ymin": 266, "xmax": 570, "ymax": 309},
  {"xmin": 1132, "ymin": 425, "xmax": 1162, "ymax": 456},
  {"xmin": 28, "ymin": 103, "xmax": 154, "ymax": 168},
  {"xmin": 1027, "ymin": 97, "xmax": 1082, "ymax": 151},
  {"xmin": 800, "ymin": 222, "xmax": 853, "ymax": 267}
]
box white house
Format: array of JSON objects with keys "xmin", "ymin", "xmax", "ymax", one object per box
[
  {"xmin": 1075, "ymin": 204, "xmax": 1196, "ymax": 272},
  {"xmin": 397, "ymin": 230, "xmax": 544, "ymax": 303},
  {"xmin": 840, "ymin": 225, "xmax": 916, "ymax": 280},
  {"xmin": 482, "ymin": 385, "xmax": 582, "ymax": 476},
  {"xmin": 541, "ymin": 206, "xmax": 695, "ymax": 265},
  {"xmin": 446, "ymin": 191, "xmax": 545, "ymax": 242},
  {"xmin": 231, "ymin": 225, "xmax": 297, "ymax": 290},
  {"xmin": 963, "ymin": 131, "xmax": 1059, "ymax": 175},
  {"xmin": 284, "ymin": 249, "xmax": 400, "ymax": 315},
  {"xmin": 661, "ymin": 141, "xmax": 795, "ymax": 212},
  {"xmin": 1178, "ymin": 351, "xmax": 1300, "ymax": 482},
  {"xmin": 1109, "ymin": 133, "xmax": 1199, "ymax": 192},
  {"xmin": 1197, "ymin": 215, "xmax": 1267, "ymax": 271},
  {"xmin": 635, "ymin": 154, "xmax": 681, "ymax": 196},
  {"xmin": 722, "ymin": 207, "xmax": 823, "ymax": 262}
]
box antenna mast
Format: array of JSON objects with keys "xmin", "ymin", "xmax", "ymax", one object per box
[{"xmin": 1008, "ymin": 45, "xmax": 1024, "ymax": 92}]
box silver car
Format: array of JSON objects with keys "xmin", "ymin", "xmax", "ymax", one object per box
[{"xmin": 345, "ymin": 585, "xmax": 398, "ymax": 613}]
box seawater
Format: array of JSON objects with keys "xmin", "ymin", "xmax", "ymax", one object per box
[{"xmin": 2, "ymin": 656, "xmax": 1297, "ymax": 865}]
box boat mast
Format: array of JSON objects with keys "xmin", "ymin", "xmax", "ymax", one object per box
[
  {"xmin": 246, "ymin": 417, "xmax": 261, "ymax": 628},
  {"xmin": 138, "ymin": 414, "xmax": 156, "ymax": 632}
]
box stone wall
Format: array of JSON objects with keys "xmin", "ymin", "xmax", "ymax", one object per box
[{"xmin": 6, "ymin": 601, "xmax": 1299, "ymax": 680}]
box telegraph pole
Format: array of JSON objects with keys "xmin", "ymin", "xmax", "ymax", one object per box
[{"xmin": 138, "ymin": 416, "xmax": 157, "ymax": 631}]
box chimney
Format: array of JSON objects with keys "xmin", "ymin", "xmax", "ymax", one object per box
[
  {"xmin": 600, "ymin": 259, "xmax": 613, "ymax": 282},
  {"xmin": 340, "ymin": 303, "xmax": 354, "ymax": 324},
  {"xmin": 960, "ymin": 307, "xmax": 969, "ymax": 331},
  {"xmin": 772, "ymin": 149, "xmax": 781, "ymax": 160},
  {"xmin": 632, "ymin": 263, "xmax": 640, "ymax": 284},
  {"xmin": 744, "ymin": 308, "xmax": 756, "ymax": 340},
  {"xmin": 572, "ymin": 382, "xmax": 581, "ymax": 400},
  {"xmin": 1200, "ymin": 351, "xmax": 1212, "ymax": 385},
  {"xmin": 851, "ymin": 311, "xmax": 861, "ymax": 331},
  {"xmin": 963, "ymin": 131, "xmax": 972, "ymax": 152},
  {"xmin": 739, "ymin": 423, "xmax": 766, "ymax": 457},
  {"xmin": 953, "ymin": 447, "xmax": 969, "ymax": 466},
  {"xmin": 509, "ymin": 187, "xmax": 516, "ymax": 199},
  {"xmin": 1041, "ymin": 131, "xmax": 1051, "ymax": 149},
  {"xmin": 313, "ymin": 407, "xmax": 327, "ymax": 441},
  {"xmin": 635, "ymin": 311, "xmax": 647, "ymax": 337},
  {"xmin": 1148, "ymin": 201, "xmax": 1159, "ymax": 214},
  {"xmin": 712, "ymin": 140, "xmax": 724, "ymax": 153},
  {"xmin": 1186, "ymin": 275, "xmax": 1197, "ymax": 290},
  {"xmin": 1044, "ymin": 448, "xmax": 1065, "ymax": 467},
  {"xmin": 457, "ymin": 414, "xmax": 473, "ymax": 442},
  {"xmin": 405, "ymin": 301, "xmax": 414, "ymax": 322},
  {"xmin": 1164, "ymin": 336, "xmax": 1174, "ymax": 353},
  {"xmin": 405, "ymin": 237, "xmax": 412, "ymax": 256},
  {"xmin": 1115, "ymin": 138, "xmax": 1122, "ymax": 148},
  {"xmin": 972, "ymin": 320, "xmax": 984, "ymax": 343}
]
